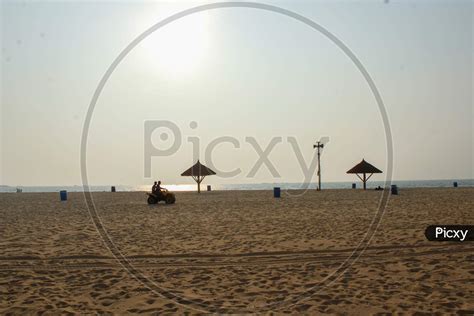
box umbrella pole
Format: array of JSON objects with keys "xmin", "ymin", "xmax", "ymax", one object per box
[
  {"xmin": 363, "ymin": 173, "xmax": 367, "ymax": 190},
  {"xmin": 196, "ymin": 175, "xmax": 206, "ymax": 193},
  {"xmin": 197, "ymin": 176, "xmax": 201, "ymax": 193}
]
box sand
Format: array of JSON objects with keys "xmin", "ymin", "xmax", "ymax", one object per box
[{"xmin": 0, "ymin": 188, "xmax": 473, "ymax": 314}]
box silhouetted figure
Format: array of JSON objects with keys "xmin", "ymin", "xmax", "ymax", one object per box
[
  {"xmin": 156, "ymin": 181, "xmax": 162, "ymax": 194},
  {"xmin": 152, "ymin": 181, "xmax": 163, "ymax": 198}
]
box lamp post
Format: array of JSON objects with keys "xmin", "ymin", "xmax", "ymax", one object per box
[{"xmin": 313, "ymin": 141, "xmax": 324, "ymax": 191}]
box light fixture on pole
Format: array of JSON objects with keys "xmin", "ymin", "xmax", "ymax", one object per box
[{"xmin": 313, "ymin": 141, "xmax": 324, "ymax": 191}]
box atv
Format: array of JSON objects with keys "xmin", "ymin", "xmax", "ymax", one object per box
[{"xmin": 146, "ymin": 188, "xmax": 176, "ymax": 205}]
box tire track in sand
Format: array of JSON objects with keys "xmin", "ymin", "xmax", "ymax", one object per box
[{"xmin": 0, "ymin": 243, "xmax": 472, "ymax": 271}]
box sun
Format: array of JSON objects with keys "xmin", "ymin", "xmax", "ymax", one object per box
[{"xmin": 142, "ymin": 11, "xmax": 210, "ymax": 78}]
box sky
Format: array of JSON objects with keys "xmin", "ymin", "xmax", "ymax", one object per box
[{"xmin": 1, "ymin": 0, "xmax": 472, "ymax": 187}]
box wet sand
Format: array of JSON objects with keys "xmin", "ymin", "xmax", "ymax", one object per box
[{"xmin": 1, "ymin": 188, "xmax": 473, "ymax": 314}]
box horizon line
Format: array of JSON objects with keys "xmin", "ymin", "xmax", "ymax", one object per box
[{"xmin": 2, "ymin": 178, "xmax": 473, "ymax": 188}]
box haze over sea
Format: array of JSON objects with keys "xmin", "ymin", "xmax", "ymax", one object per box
[{"xmin": 1, "ymin": 179, "xmax": 472, "ymax": 193}]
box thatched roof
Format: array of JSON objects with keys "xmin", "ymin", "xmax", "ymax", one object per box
[
  {"xmin": 346, "ymin": 159, "xmax": 382, "ymax": 174},
  {"xmin": 181, "ymin": 160, "xmax": 216, "ymax": 177}
]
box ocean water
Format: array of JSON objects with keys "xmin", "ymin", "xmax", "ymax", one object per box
[{"xmin": 1, "ymin": 179, "xmax": 473, "ymax": 193}]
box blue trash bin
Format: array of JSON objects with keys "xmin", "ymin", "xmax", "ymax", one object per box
[
  {"xmin": 60, "ymin": 190, "xmax": 67, "ymax": 201},
  {"xmin": 274, "ymin": 187, "xmax": 281, "ymax": 198},
  {"xmin": 453, "ymin": 182, "xmax": 458, "ymax": 188},
  {"xmin": 391, "ymin": 185, "xmax": 398, "ymax": 195},
  {"xmin": 352, "ymin": 183, "xmax": 356, "ymax": 189}
]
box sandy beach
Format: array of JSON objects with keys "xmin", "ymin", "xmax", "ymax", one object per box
[{"xmin": 0, "ymin": 188, "xmax": 473, "ymax": 314}]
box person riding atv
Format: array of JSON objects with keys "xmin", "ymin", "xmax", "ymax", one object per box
[
  {"xmin": 152, "ymin": 181, "xmax": 161, "ymax": 195},
  {"xmin": 147, "ymin": 181, "xmax": 176, "ymax": 204}
]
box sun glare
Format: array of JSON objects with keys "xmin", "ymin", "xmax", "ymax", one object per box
[{"xmin": 142, "ymin": 12, "xmax": 210, "ymax": 78}]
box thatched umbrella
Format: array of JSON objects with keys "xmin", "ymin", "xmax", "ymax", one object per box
[
  {"xmin": 181, "ymin": 160, "xmax": 216, "ymax": 193},
  {"xmin": 346, "ymin": 159, "xmax": 382, "ymax": 190}
]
